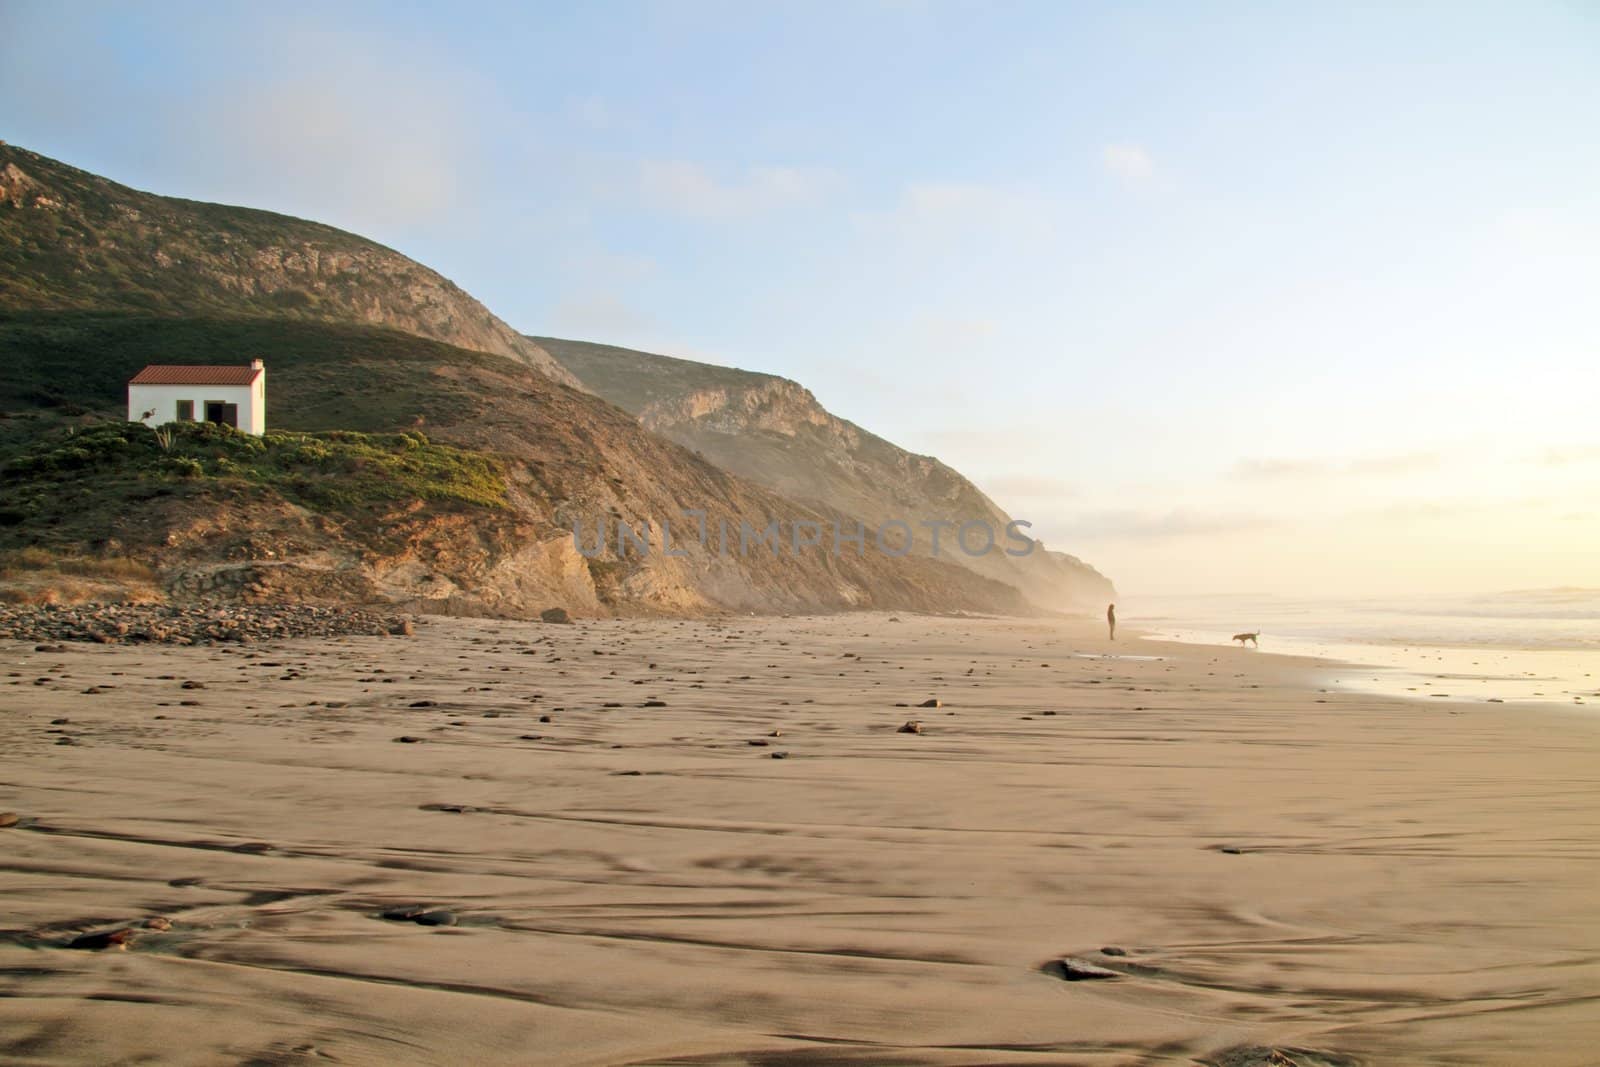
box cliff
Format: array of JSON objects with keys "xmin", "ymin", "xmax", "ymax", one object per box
[{"xmin": 536, "ymin": 337, "xmax": 1114, "ymax": 609}]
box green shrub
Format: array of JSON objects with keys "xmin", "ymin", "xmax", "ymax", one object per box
[{"xmin": 0, "ymin": 419, "xmax": 507, "ymax": 526}]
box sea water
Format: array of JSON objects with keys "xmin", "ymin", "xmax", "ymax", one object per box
[{"xmin": 1131, "ymin": 589, "xmax": 1600, "ymax": 708}]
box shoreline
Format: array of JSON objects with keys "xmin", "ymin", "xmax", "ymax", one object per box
[
  {"xmin": 1140, "ymin": 624, "xmax": 1599, "ymax": 709},
  {"xmin": 3, "ymin": 612, "xmax": 1599, "ymax": 1065}
]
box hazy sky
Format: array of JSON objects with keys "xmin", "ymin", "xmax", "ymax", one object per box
[{"xmin": 4, "ymin": 1, "xmax": 1598, "ymax": 597}]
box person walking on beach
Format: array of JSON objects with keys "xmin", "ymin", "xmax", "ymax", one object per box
[{"xmin": 1106, "ymin": 603, "xmax": 1116, "ymax": 641}]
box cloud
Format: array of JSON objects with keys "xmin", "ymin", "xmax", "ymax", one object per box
[
  {"xmin": 638, "ymin": 160, "xmax": 841, "ymax": 220},
  {"xmin": 562, "ymin": 247, "xmax": 658, "ymax": 286},
  {"xmin": 544, "ymin": 293, "xmax": 656, "ymax": 341},
  {"xmin": 1232, "ymin": 458, "xmax": 1331, "ymax": 480},
  {"xmin": 1060, "ymin": 509, "xmax": 1277, "ymax": 541},
  {"xmin": 1101, "ymin": 143, "xmax": 1154, "ymax": 182},
  {"xmin": 200, "ymin": 84, "xmax": 460, "ymax": 227},
  {"xmin": 981, "ymin": 474, "xmax": 1079, "ymax": 501},
  {"xmin": 904, "ymin": 315, "xmax": 998, "ymax": 347},
  {"xmin": 1534, "ymin": 443, "xmax": 1600, "ymax": 466},
  {"xmin": 1232, "ymin": 452, "xmax": 1440, "ymax": 480},
  {"xmin": 161, "ymin": 23, "xmax": 486, "ymax": 233},
  {"xmin": 856, "ymin": 181, "xmax": 1046, "ymax": 238},
  {"xmin": 1362, "ymin": 499, "xmax": 1480, "ymax": 520},
  {"xmin": 1347, "ymin": 452, "xmax": 1441, "ymax": 475},
  {"xmin": 568, "ymin": 94, "xmax": 615, "ymax": 130}
]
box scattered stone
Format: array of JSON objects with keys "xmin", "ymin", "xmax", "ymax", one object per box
[
  {"xmin": 770, "ymin": 751, "xmax": 789, "ymax": 759},
  {"xmin": 0, "ymin": 604, "xmax": 402, "ymax": 646},
  {"xmin": 538, "ymin": 714, "xmax": 552, "ymax": 723},
  {"xmin": 67, "ymin": 928, "xmax": 136, "ymax": 951},
  {"xmin": 747, "ymin": 739, "xmax": 769, "ymax": 746},
  {"xmin": 389, "ymin": 618, "xmax": 416, "ymax": 637},
  {"xmin": 898, "ymin": 720, "xmax": 924, "ymax": 734},
  {"xmin": 540, "ymin": 607, "xmax": 573, "ymax": 624},
  {"xmin": 1219, "ymin": 845, "xmax": 1247, "ymax": 855},
  {"xmin": 1099, "ymin": 946, "xmax": 1127, "ymax": 956},
  {"xmin": 381, "ymin": 906, "xmax": 455, "ymax": 926},
  {"xmin": 181, "ymin": 681, "xmax": 205, "ymax": 690},
  {"xmin": 50, "ymin": 717, "xmax": 68, "ymax": 725},
  {"xmin": 0, "ymin": 812, "xmax": 19, "ymax": 828},
  {"xmin": 1042, "ymin": 957, "xmax": 1120, "ymax": 981},
  {"xmin": 142, "ymin": 917, "xmax": 173, "ymax": 931},
  {"xmin": 641, "ymin": 699, "xmax": 667, "ymax": 707},
  {"xmin": 394, "ymin": 736, "xmax": 423, "ymax": 744},
  {"xmin": 917, "ymin": 698, "xmax": 941, "ymax": 708},
  {"xmin": 414, "ymin": 909, "xmax": 456, "ymax": 927},
  {"xmin": 1207, "ymin": 1046, "xmax": 1357, "ymax": 1067},
  {"xmin": 409, "ymin": 700, "xmax": 437, "ymax": 708}
]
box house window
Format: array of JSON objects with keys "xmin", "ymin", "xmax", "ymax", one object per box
[
  {"xmin": 175, "ymin": 400, "xmax": 194, "ymax": 421},
  {"xmin": 205, "ymin": 401, "xmax": 238, "ymax": 428}
]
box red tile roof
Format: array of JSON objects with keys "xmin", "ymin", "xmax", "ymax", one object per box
[{"xmin": 129, "ymin": 364, "xmax": 262, "ymax": 386}]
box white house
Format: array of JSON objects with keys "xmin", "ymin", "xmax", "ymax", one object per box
[{"xmin": 127, "ymin": 360, "xmax": 266, "ymax": 435}]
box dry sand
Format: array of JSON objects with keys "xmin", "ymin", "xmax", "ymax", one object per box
[{"xmin": 2, "ymin": 614, "xmax": 1597, "ymax": 1066}]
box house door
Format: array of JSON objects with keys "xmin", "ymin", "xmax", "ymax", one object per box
[{"xmin": 205, "ymin": 401, "xmax": 239, "ymax": 428}]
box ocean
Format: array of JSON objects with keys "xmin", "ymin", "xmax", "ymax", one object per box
[{"xmin": 1128, "ymin": 589, "xmax": 1600, "ymax": 708}]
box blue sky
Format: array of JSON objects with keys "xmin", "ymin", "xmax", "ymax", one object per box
[{"xmin": 4, "ymin": 1, "xmax": 1598, "ymax": 595}]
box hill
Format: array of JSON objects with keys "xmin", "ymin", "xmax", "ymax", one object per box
[
  {"xmin": 0, "ymin": 143, "xmax": 577, "ymax": 387},
  {"xmin": 0, "ymin": 311, "xmax": 1030, "ymax": 616},
  {"xmin": 535, "ymin": 336, "xmax": 1113, "ymax": 609}
]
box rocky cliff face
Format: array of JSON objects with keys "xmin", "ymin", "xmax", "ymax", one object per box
[
  {"xmin": 0, "ymin": 314, "xmax": 1032, "ymax": 618},
  {"xmin": 0, "ymin": 145, "xmax": 577, "ymax": 386},
  {"xmin": 537, "ymin": 337, "xmax": 1114, "ymax": 609}
]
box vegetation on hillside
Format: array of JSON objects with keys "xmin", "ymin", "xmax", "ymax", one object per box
[{"xmin": 0, "ymin": 420, "xmax": 506, "ymax": 546}]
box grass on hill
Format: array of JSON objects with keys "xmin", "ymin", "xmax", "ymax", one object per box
[{"xmin": 0, "ymin": 420, "xmax": 506, "ymax": 543}]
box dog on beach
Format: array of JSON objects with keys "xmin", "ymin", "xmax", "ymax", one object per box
[{"xmin": 1232, "ymin": 631, "xmax": 1260, "ymax": 647}]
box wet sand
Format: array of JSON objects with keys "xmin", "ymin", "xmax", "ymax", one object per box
[
  {"xmin": 1150, "ymin": 625, "xmax": 1600, "ymax": 709},
  {"xmin": 2, "ymin": 614, "xmax": 1598, "ymax": 1065}
]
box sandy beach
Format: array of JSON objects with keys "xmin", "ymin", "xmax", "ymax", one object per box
[{"xmin": 2, "ymin": 614, "xmax": 1598, "ymax": 1066}]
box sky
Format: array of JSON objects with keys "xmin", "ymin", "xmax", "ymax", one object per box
[{"xmin": 3, "ymin": 1, "xmax": 1598, "ymax": 597}]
